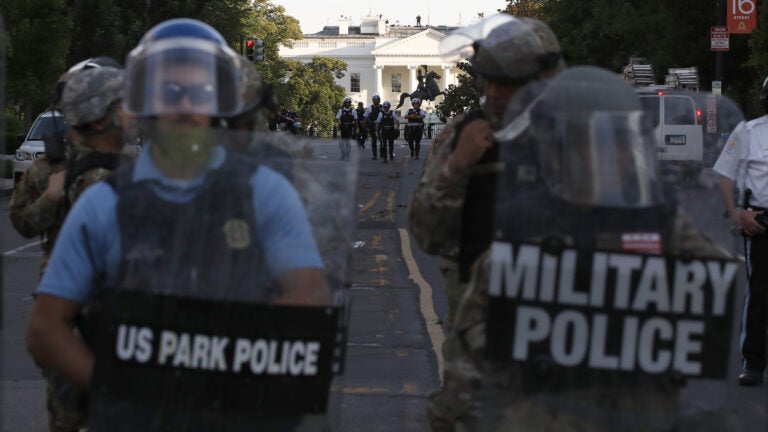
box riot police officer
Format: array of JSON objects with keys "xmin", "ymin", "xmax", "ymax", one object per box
[
  {"xmin": 27, "ymin": 18, "xmax": 332, "ymax": 431},
  {"xmin": 355, "ymin": 101, "xmax": 367, "ymax": 149},
  {"xmin": 435, "ymin": 66, "xmax": 739, "ymax": 432},
  {"xmin": 335, "ymin": 97, "xmax": 357, "ymax": 160},
  {"xmin": 363, "ymin": 94, "xmax": 383, "ymax": 159},
  {"xmin": 405, "ymin": 97, "xmax": 426, "ymax": 159},
  {"xmin": 375, "ymin": 101, "xmax": 400, "ymax": 163}
]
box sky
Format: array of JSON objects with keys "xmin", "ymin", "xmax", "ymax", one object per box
[{"xmin": 270, "ymin": 0, "xmax": 508, "ymax": 34}]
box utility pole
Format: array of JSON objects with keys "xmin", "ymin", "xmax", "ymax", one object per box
[{"xmin": 716, "ymin": 0, "xmax": 725, "ymax": 84}]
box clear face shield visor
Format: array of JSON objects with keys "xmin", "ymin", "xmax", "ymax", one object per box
[
  {"xmin": 124, "ymin": 38, "xmax": 242, "ymax": 117},
  {"xmin": 534, "ymin": 110, "xmax": 664, "ymax": 208}
]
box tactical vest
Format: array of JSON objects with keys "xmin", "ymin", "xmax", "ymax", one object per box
[
  {"xmin": 106, "ymin": 154, "xmax": 271, "ymax": 302},
  {"xmin": 355, "ymin": 108, "xmax": 366, "ymax": 124},
  {"xmin": 407, "ymin": 109, "xmax": 424, "ymax": 125},
  {"xmin": 367, "ymin": 105, "xmax": 382, "ymax": 124},
  {"xmin": 339, "ymin": 107, "xmax": 355, "ymax": 126},
  {"xmin": 380, "ymin": 111, "xmax": 395, "ymax": 129}
]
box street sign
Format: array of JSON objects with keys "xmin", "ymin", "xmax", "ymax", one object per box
[
  {"xmin": 711, "ymin": 26, "xmax": 729, "ymax": 51},
  {"xmin": 728, "ymin": 0, "xmax": 757, "ymax": 34},
  {"xmin": 712, "ymin": 80, "xmax": 722, "ymax": 96}
]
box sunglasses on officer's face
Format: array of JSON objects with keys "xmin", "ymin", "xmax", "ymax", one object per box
[{"xmin": 158, "ymin": 81, "xmax": 215, "ymax": 105}]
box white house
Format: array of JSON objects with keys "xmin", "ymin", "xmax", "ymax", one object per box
[{"xmin": 278, "ymin": 15, "xmax": 466, "ymax": 115}]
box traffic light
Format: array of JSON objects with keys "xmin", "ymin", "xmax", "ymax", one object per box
[
  {"xmin": 253, "ymin": 39, "xmax": 264, "ymax": 62},
  {"xmin": 245, "ymin": 39, "xmax": 256, "ymax": 61}
]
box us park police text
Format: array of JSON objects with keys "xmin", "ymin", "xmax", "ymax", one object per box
[
  {"xmin": 489, "ymin": 242, "xmax": 738, "ymax": 376},
  {"xmin": 114, "ymin": 325, "xmax": 322, "ymax": 376}
]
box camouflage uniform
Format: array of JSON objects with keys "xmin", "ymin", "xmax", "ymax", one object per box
[
  {"xmin": 429, "ymin": 66, "xmax": 737, "ymax": 431},
  {"xmin": 9, "ymin": 158, "xmax": 63, "ymax": 273},
  {"xmin": 430, "ymin": 210, "xmax": 732, "ymax": 432},
  {"xmin": 42, "ymin": 65, "xmax": 126, "ymax": 432}
]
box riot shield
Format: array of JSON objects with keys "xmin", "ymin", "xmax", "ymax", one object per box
[
  {"xmin": 468, "ymin": 66, "xmax": 759, "ymax": 431},
  {"xmin": 86, "ymin": 125, "xmax": 357, "ymax": 431}
]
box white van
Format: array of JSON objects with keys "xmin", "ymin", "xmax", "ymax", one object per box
[
  {"xmin": 13, "ymin": 110, "xmax": 67, "ymax": 184},
  {"xmin": 637, "ymin": 89, "xmax": 703, "ymax": 175}
]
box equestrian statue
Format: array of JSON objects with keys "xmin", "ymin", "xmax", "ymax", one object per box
[{"xmin": 396, "ymin": 65, "xmax": 446, "ymax": 109}]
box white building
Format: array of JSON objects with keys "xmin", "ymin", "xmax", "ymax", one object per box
[{"xmin": 278, "ymin": 15, "xmax": 465, "ymax": 114}]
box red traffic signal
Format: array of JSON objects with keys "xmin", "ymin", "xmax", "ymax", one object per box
[{"xmin": 245, "ymin": 38, "xmax": 256, "ymax": 61}]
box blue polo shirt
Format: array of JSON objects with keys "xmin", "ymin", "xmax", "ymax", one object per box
[{"xmin": 37, "ymin": 145, "xmax": 323, "ymax": 303}]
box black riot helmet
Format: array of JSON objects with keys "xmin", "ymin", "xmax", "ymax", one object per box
[{"xmin": 528, "ymin": 66, "xmax": 664, "ymax": 208}]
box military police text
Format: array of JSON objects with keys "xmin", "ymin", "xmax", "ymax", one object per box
[{"xmin": 489, "ymin": 242, "xmax": 738, "ymax": 376}]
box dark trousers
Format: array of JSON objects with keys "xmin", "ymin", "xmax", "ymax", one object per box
[
  {"xmin": 407, "ymin": 126, "xmax": 423, "ymax": 158},
  {"xmin": 368, "ymin": 127, "xmax": 380, "ymax": 159},
  {"xmin": 742, "ymin": 233, "xmax": 768, "ymax": 372},
  {"xmin": 380, "ymin": 128, "xmax": 394, "ymax": 158}
]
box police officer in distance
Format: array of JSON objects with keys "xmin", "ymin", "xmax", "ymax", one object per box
[
  {"xmin": 713, "ymin": 78, "xmax": 768, "ymax": 387},
  {"xmin": 363, "ymin": 94, "xmax": 383, "ymax": 159},
  {"xmin": 375, "ymin": 100, "xmax": 400, "ymax": 163},
  {"xmin": 405, "ymin": 97, "xmax": 426, "ymax": 159},
  {"xmin": 335, "ymin": 97, "xmax": 357, "ymax": 161},
  {"xmin": 355, "ymin": 101, "xmax": 367, "ymax": 149}
]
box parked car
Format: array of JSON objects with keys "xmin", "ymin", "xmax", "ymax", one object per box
[{"xmin": 13, "ymin": 110, "xmax": 67, "ymax": 184}]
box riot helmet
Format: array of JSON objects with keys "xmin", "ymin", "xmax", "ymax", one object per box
[
  {"xmin": 382, "ymin": 101, "xmax": 391, "ymax": 111},
  {"xmin": 471, "ymin": 19, "xmax": 558, "ymax": 82},
  {"xmin": 528, "ymin": 66, "xmax": 663, "ymax": 208},
  {"xmin": 343, "ymin": 97, "xmax": 352, "ymax": 105},
  {"xmin": 411, "ymin": 98, "xmax": 421, "ymax": 106},
  {"xmin": 61, "ymin": 67, "xmax": 125, "ymax": 128},
  {"xmin": 372, "ymin": 94, "xmax": 381, "ymax": 103},
  {"xmin": 123, "ymin": 18, "xmax": 243, "ymax": 118}
]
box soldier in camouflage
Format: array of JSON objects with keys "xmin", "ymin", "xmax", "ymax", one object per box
[
  {"xmin": 430, "ymin": 66, "xmax": 738, "ymax": 431},
  {"xmin": 13, "ymin": 64, "xmax": 130, "ymax": 432},
  {"xmin": 9, "ymin": 57, "xmax": 123, "ymax": 274},
  {"xmin": 409, "ymin": 16, "xmax": 565, "ymax": 330}
]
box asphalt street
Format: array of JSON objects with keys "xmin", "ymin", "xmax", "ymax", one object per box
[{"xmin": 1, "ymin": 139, "xmax": 766, "ymax": 431}]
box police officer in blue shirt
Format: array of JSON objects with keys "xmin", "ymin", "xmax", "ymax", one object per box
[{"xmin": 26, "ymin": 18, "xmax": 329, "ymax": 398}]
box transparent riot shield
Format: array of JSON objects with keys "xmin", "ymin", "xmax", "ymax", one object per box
[
  {"xmin": 86, "ymin": 126, "xmax": 357, "ymax": 431},
  {"xmin": 459, "ymin": 66, "xmax": 762, "ymax": 431}
]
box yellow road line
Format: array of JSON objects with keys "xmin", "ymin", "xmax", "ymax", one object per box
[
  {"xmin": 385, "ymin": 191, "xmax": 396, "ymax": 221},
  {"xmin": 398, "ymin": 228, "xmax": 444, "ymax": 381},
  {"xmin": 358, "ymin": 190, "xmax": 382, "ymax": 217}
]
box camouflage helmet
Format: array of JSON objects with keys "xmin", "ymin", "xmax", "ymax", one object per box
[
  {"xmin": 61, "ymin": 67, "xmax": 125, "ymax": 127},
  {"xmin": 471, "ymin": 18, "xmax": 560, "ymax": 81},
  {"xmin": 52, "ymin": 56, "xmax": 122, "ymax": 109}
]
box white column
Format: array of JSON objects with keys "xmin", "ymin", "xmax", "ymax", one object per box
[
  {"xmin": 408, "ymin": 65, "xmax": 418, "ymax": 92},
  {"xmin": 442, "ymin": 65, "xmax": 452, "ymax": 91},
  {"xmin": 374, "ymin": 65, "xmax": 384, "ymax": 97}
]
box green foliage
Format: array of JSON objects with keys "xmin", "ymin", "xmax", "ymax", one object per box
[
  {"xmin": 539, "ymin": 0, "xmax": 758, "ymax": 117},
  {"xmin": 271, "ymin": 57, "xmax": 347, "ymax": 137},
  {"xmin": 435, "ymin": 62, "xmax": 481, "ymax": 122},
  {"xmin": 2, "ymin": 0, "xmax": 72, "ymax": 124}
]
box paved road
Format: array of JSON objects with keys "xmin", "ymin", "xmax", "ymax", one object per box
[{"xmin": 1, "ymin": 140, "xmax": 766, "ymax": 431}]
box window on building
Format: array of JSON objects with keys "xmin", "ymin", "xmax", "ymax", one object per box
[
  {"xmin": 391, "ymin": 73, "xmax": 401, "ymax": 93},
  {"xmin": 351, "ymin": 73, "xmax": 361, "ymax": 93}
]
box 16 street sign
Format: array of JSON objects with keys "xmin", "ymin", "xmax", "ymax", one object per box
[{"xmin": 728, "ymin": 0, "xmax": 757, "ymax": 34}]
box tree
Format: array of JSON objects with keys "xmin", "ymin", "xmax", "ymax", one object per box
[
  {"xmin": 275, "ymin": 57, "xmax": 347, "ymax": 137},
  {"xmin": 2, "ymin": 0, "xmax": 72, "ymax": 124}
]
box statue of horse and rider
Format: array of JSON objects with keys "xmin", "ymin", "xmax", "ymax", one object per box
[{"xmin": 396, "ymin": 65, "xmax": 445, "ymax": 109}]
